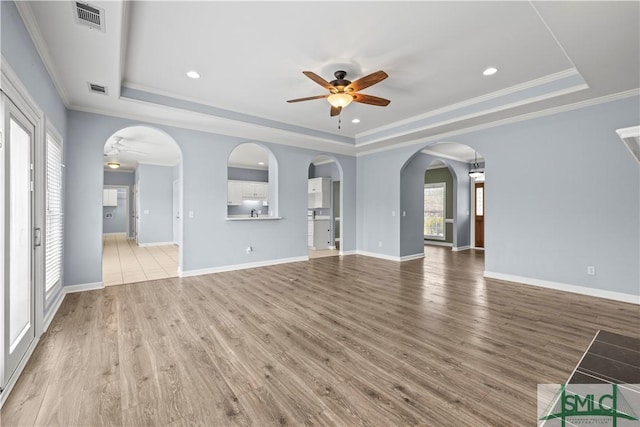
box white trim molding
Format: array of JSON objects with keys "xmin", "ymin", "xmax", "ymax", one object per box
[
  {"xmin": 400, "ymin": 253, "xmax": 425, "ymax": 262},
  {"xmin": 339, "ymin": 250, "xmax": 357, "ymax": 256},
  {"xmin": 452, "ymin": 245, "xmax": 471, "ymax": 252},
  {"xmin": 63, "ymin": 282, "xmax": 104, "ymax": 294},
  {"xmin": 179, "ymin": 256, "xmax": 309, "ymax": 278},
  {"xmin": 355, "ymin": 250, "xmax": 424, "ymax": 262},
  {"xmin": 484, "ymin": 271, "xmax": 640, "ymax": 305},
  {"xmin": 137, "ymin": 241, "xmax": 176, "ymax": 248},
  {"xmin": 43, "ymin": 291, "xmax": 65, "ymax": 332}
]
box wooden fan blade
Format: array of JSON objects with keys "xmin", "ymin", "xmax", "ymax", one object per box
[
  {"xmin": 286, "ymin": 94, "xmax": 329, "ymax": 103},
  {"xmin": 345, "ymin": 70, "xmax": 388, "ymax": 93},
  {"xmin": 303, "ymin": 71, "xmax": 337, "ymax": 92},
  {"xmin": 330, "ymin": 106, "xmax": 342, "ymax": 117},
  {"xmin": 352, "ymin": 93, "xmax": 391, "ymax": 106}
]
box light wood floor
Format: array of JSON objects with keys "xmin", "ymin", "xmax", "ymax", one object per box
[
  {"xmin": 102, "ymin": 234, "xmax": 179, "ymax": 286},
  {"xmin": 3, "ymin": 247, "xmax": 638, "ymax": 426}
]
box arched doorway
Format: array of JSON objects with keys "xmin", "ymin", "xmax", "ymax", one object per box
[
  {"xmin": 226, "ymin": 142, "xmax": 279, "ymax": 219},
  {"xmin": 308, "ymin": 155, "xmax": 344, "ymax": 258},
  {"xmin": 400, "ymin": 142, "xmax": 486, "ymax": 259},
  {"xmin": 101, "ymin": 126, "xmax": 182, "ymax": 286}
]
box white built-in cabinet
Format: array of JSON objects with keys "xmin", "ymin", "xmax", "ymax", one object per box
[
  {"xmin": 227, "ymin": 180, "xmax": 269, "ymax": 205},
  {"xmin": 103, "ymin": 188, "xmax": 118, "ymax": 206},
  {"xmin": 227, "ymin": 181, "xmax": 243, "ymax": 205},
  {"xmin": 308, "ymin": 219, "xmax": 330, "ymax": 249},
  {"xmin": 308, "ymin": 177, "xmax": 330, "ymax": 208}
]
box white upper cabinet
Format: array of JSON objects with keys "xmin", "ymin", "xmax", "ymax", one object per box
[{"xmin": 308, "ymin": 177, "xmax": 330, "ymax": 208}]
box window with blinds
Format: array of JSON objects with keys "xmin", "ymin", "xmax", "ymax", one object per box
[
  {"xmin": 424, "ymin": 182, "xmax": 446, "ymax": 239},
  {"xmin": 45, "ymin": 133, "xmax": 63, "ymax": 296}
]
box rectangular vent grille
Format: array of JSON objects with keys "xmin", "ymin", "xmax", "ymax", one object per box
[
  {"xmin": 88, "ymin": 83, "xmax": 108, "ymax": 95},
  {"xmin": 74, "ymin": 2, "xmax": 105, "ymax": 32}
]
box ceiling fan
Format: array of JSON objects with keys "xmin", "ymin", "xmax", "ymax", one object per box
[
  {"xmin": 287, "ymin": 70, "xmax": 390, "ymax": 117},
  {"xmin": 104, "ymin": 136, "xmax": 148, "ymax": 157}
]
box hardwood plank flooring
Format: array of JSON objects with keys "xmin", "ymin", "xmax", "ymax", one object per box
[{"xmin": 2, "ymin": 247, "xmax": 639, "ymax": 426}]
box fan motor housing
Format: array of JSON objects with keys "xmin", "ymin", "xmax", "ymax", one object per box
[{"xmin": 330, "ymin": 70, "xmax": 351, "ymax": 89}]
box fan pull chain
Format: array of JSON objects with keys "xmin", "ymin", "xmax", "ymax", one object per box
[{"xmin": 338, "ymin": 113, "xmax": 342, "ymax": 130}]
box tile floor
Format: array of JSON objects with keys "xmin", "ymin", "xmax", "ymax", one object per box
[
  {"xmin": 308, "ymin": 248, "xmax": 340, "ymax": 259},
  {"xmin": 102, "ymin": 234, "xmax": 179, "ymax": 286}
]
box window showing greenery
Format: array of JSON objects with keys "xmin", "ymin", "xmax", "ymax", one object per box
[{"xmin": 424, "ymin": 183, "xmax": 446, "ymax": 239}]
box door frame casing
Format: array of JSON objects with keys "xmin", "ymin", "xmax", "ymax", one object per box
[{"xmin": 0, "ymin": 59, "xmax": 47, "ymax": 404}]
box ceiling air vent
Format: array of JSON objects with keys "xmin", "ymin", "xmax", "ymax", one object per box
[
  {"xmin": 74, "ymin": 2, "xmax": 105, "ymax": 32},
  {"xmin": 616, "ymin": 126, "xmax": 640, "ymax": 163},
  {"xmin": 88, "ymin": 82, "xmax": 108, "ymax": 95}
]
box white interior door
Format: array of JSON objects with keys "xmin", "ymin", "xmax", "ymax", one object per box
[
  {"xmin": 1, "ymin": 96, "xmax": 36, "ymax": 389},
  {"xmin": 172, "ymin": 179, "xmax": 181, "ymax": 245}
]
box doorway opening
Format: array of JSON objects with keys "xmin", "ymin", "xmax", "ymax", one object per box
[
  {"xmin": 307, "ymin": 155, "xmax": 343, "ymax": 259},
  {"xmin": 101, "ymin": 126, "xmax": 182, "ymax": 286},
  {"xmin": 400, "ymin": 141, "xmax": 486, "ymax": 263}
]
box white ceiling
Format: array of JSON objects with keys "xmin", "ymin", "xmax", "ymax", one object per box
[
  {"xmin": 17, "ymin": 1, "xmax": 640, "ymax": 156},
  {"xmin": 104, "ymin": 126, "xmax": 181, "ymax": 171},
  {"xmin": 228, "ymin": 143, "xmax": 269, "ymax": 169}
]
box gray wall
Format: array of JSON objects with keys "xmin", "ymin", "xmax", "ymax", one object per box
[
  {"xmin": 228, "ymin": 167, "xmax": 268, "ymax": 182},
  {"xmin": 137, "ymin": 164, "xmax": 174, "ymax": 244},
  {"xmin": 63, "ymin": 111, "xmax": 357, "ymax": 285},
  {"xmin": 400, "ymin": 154, "xmax": 470, "ymax": 256},
  {"xmin": 1, "ymin": 1, "xmax": 67, "ymax": 136},
  {"xmin": 359, "ymin": 96, "xmax": 639, "ymax": 297},
  {"xmin": 104, "ymin": 171, "xmax": 134, "ymax": 237}
]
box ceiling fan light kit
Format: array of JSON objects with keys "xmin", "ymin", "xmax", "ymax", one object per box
[
  {"xmin": 287, "ymin": 69, "xmax": 390, "ymax": 118},
  {"xmin": 327, "ymin": 93, "xmax": 353, "ymax": 108}
]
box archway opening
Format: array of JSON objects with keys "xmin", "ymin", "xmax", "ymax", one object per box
[
  {"xmin": 226, "ymin": 142, "xmax": 279, "ymax": 218},
  {"xmin": 400, "ymin": 141, "xmax": 486, "ymax": 262},
  {"xmin": 101, "ymin": 126, "xmax": 182, "ymax": 286},
  {"xmin": 307, "ymin": 155, "xmax": 343, "ymax": 259}
]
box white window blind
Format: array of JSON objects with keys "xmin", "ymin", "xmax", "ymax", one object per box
[{"xmin": 45, "ymin": 133, "xmax": 63, "ymax": 294}]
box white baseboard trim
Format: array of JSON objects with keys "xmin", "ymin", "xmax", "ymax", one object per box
[
  {"xmin": 43, "ymin": 291, "xmax": 65, "ymax": 332},
  {"xmin": 64, "ymin": 281, "xmax": 104, "ymax": 294},
  {"xmin": 137, "ymin": 241, "xmax": 175, "ymax": 247},
  {"xmin": 329, "ymin": 245, "xmax": 337, "ymax": 250},
  {"xmin": 179, "ymin": 256, "xmax": 309, "ymax": 278},
  {"xmin": 424, "ymin": 240, "xmax": 452, "ymax": 247},
  {"xmin": 452, "ymin": 245, "xmax": 471, "ymax": 252},
  {"xmin": 484, "ymin": 271, "xmax": 640, "ymax": 305},
  {"xmin": 102, "ymin": 232, "xmax": 127, "ymax": 236},
  {"xmin": 339, "ymin": 250, "xmax": 357, "ymax": 256},
  {"xmin": 356, "ymin": 250, "xmax": 425, "ymax": 262},
  {"xmin": 356, "ymin": 250, "xmax": 401, "ymax": 261},
  {"xmin": 400, "ymin": 253, "xmax": 425, "ymax": 261}
]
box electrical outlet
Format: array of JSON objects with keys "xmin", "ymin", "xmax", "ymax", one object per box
[
  {"xmin": 378, "ymin": 241, "xmax": 382, "ymax": 247},
  {"xmin": 391, "ymin": 211, "xmax": 396, "ymax": 217},
  {"xmin": 246, "ymin": 246, "xmax": 253, "ymax": 254},
  {"xmin": 587, "ymin": 265, "xmax": 596, "ymax": 276}
]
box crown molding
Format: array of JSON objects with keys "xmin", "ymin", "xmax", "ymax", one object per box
[
  {"xmin": 356, "ymin": 68, "xmax": 581, "ymax": 141},
  {"xmin": 356, "ymin": 88, "xmax": 640, "ymax": 157},
  {"xmin": 69, "ymin": 99, "xmax": 358, "ymax": 157},
  {"xmin": 14, "ymin": 1, "xmax": 70, "ymax": 107}
]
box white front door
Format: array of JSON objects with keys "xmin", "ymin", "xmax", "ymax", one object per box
[
  {"xmin": 1, "ymin": 95, "xmax": 36, "ymax": 390},
  {"xmin": 172, "ymin": 179, "xmax": 181, "ymax": 245}
]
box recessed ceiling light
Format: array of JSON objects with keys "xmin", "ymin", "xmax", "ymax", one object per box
[
  {"xmin": 186, "ymin": 70, "xmax": 200, "ymax": 79},
  {"xmin": 482, "ymin": 67, "xmax": 498, "ymax": 76},
  {"xmin": 258, "ymin": 161, "xmax": 265, "ymax": 166},
  {"xmin": 352, "ymin": 118, "xmax": 360, "ymax": 124}
]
